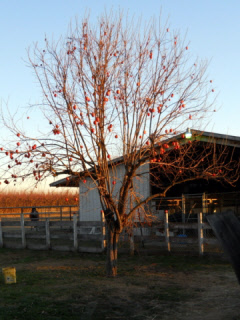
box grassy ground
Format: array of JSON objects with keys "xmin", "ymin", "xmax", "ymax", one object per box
[{"xmin": 0, "ymin": 249, "xmax": 238, "ymax": 320}]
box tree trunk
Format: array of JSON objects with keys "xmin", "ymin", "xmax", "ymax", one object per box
[{"xmin": 106, "ymin": 224, "xmax": 119, "ymax": 277}]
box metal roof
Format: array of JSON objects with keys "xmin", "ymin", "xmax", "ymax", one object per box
[{"xmin": 50, "ymin": 129, "xmax": 240, "ymax": 188}]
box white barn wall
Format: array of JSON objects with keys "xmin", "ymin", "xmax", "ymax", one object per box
[
  {"xmin": 79, "ymin": 179, "xmax": 102, "ymax": 221},
  {"xmin": 79, "ymin": 162, "xmax": 150, "ymax": 222},
  {"xmin": 133, "ymin": 163, "xmax": 151, "ymax": 205}
]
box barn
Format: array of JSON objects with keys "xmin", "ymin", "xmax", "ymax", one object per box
[{"xmin": 50, "ymin": 129, "xmax": 240, "ymax": 223}]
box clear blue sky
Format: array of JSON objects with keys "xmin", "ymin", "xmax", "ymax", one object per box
[{"xmin": 0, "ymin": 0, "xmax": 239, "ymax": 137}]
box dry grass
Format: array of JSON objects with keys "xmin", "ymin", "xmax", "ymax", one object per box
[
  {"xmin": 0, "ymin": 249, "xmax": 238, "ymax": 320},
  {"xmin": 0, "ymin": 190, "xmax": 79, "ymax": 213}
]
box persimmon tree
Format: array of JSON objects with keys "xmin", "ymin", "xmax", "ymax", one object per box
[{"xmin": 1, "ymin": 12, "xmax": 239, "ymax": 276}]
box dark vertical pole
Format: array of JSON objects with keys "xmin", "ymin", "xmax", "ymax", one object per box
[{"xmin": 207, "ymin": 211, "xmax": 240, "ymax": 284}]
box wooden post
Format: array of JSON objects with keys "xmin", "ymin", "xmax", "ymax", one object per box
[
  {"xmin": 20, "ymin": 213, "xmax": 26, "ymax": 248},
  {"xmin": 198, "ymin": 212, "xmax": 204, "ymax": 255},
  {"xmin": 73, "ymin": 214, "xmax": 78, "ymax": 251},
  {"xmin": 101, "ymin": 210, "xmax": 107, "ymax": 251},
  {"xmin": 182, "ymin": 194, "xmax": 186, "ymax": 234},
  {"xmin": 129, "ymin": 195, "xmax": 135, "ymax": 255},
  {"xmin": 164, "ymin": 210, "xmax": 171, "ymax": 252},
  {"xmin": 45, "ymin": 218, "xmax": 50, "ymax": 249},
  {"xmin": 182, "ymin": 194, "xmax": 186, "ymax": 223},
  {"xmin": 202, "ymin": 193, "xmax": 207, "ymax": 215},
  {"xmin": 129, "ymin": 232, "xmax": 134, "ymax": 256},
  {"xmin": 78, "ymin": 186, "xmax": 81, "ymax": 221},
  {"xmin": 207, "ymin": 211, "xmax": 240, "ymax": 284},
  {"xmin": 202, "ymin": 193, "xmax": 207, "ymax": 239},
  {"xmin": 0, "ymin": 219, "xmax": 3, "ymax": 248},
  {"xmin": 60, "ymin": 207, "xmax": 63, "ymax": 229}
]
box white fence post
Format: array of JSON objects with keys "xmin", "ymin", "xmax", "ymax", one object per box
[
  {"xmin": 20, "ymin": 213, "xmax": 26, "ymax": 248},
  {"xmin": 129, "ymin": 232, "xmax": 135, "ymax": 256},
  {"xmin": 45, "ymin": 218, "xmax": 50, "ymax": 249},
  {"xmin": 0, "ymin": 219, "xmax": 3, "ymax": 248},
  {"xmin": 101, "ymin": 210, "xmax": 107, "ymax": 251},
  {"xmin": 198, "ymin": 212, "xmax": 204, "ymax": 255},
  {"xmin": 164, "ymin": 210, "xmax": 171, "ymax": 252},
  {"xmin": 73, "ymin": 214, "xmax": 78, "ymax": 251}
]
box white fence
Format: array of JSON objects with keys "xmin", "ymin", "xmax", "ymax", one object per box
[
  {"xmin": 0, "ymin": 206, "xmax": 106, "ymax": 253},
  {"xmin": 121, "ymin": 211, "xmax": 220, "ymax": 255},
  {"xmin": 0, "ymin": 207, "xmax": 221, "ymax": 255},
  {"xmin": 161, "ymin": 211, "xmax": 219, "ymax": 254},
  {"xmin": 0, "ymin": 215, "xmax": 106, "ymax": 253}
]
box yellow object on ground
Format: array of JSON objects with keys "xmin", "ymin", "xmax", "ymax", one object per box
[{"xmin": 2, "ymin": 267, "xmax": 16, "ymax": 284}]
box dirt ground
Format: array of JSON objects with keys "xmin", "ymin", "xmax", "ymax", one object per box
[
  {"xmin": 161, "ymin": 268, "xmax": 240, "ymax": 320},
  {"xmin": 0, "ymin": 249, "xmax": 239, "ymax": 320}
]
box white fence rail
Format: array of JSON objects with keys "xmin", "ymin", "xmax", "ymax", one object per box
[
  {"xmin": 123, "ymin": 211, "xmax": 220, "ymax": 255},
  {"xmin": 0, "ymin": 207, "xmax": 106, "ymax": 253},
  {"xmin": 0, "ymin": 205, "xmax": 79, "ymax": 221},
  {"xmin": 0, "ymin": 208, "xmax": 221, "ymax": 255}
]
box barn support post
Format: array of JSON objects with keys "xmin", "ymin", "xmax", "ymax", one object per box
[
  {"xmin": 202, "ymin": 193, "xmax": 207, "ymax": 215},
  {"xmin": 202, "ymin": 193, "xmax": 208, "ymax": 239},
  {"xmin": 182, "ymin": 194, "xmax": 186, "ymax": 222},
  {"xmin": 60, "ymin": 207, "xmax": 63, "ymax": 229},
  {"xmin": 45, "ymin": 218, "xmax": 50, "ymax": 249},
  {"xmin": 164, "ymin": 210, "xmax": 171, "ymax": 252},
  {"xmin": 0, "ymin": 219, "xmax": 3, "ymax": 248},
  {"xmin": 101, "ymin": 210, "xmax": 107, "ymax": 251},
  {"xmin": 20, "ymin": 213, "xmax": 26, "ymax": 249},
  {"xmin": 182, "ymin": 194, "xmax": 186, "ymax": 234},
  {"xmin": 73, "ymin": 214, "xmax": 78, "ymax": 251},
  {"xmin": 198, "ymin": 212, "xmax": 204, "ymax": 255}
]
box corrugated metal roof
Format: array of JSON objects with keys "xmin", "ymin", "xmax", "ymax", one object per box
[{"xmin": 50, "ymin": 129, "xmax": 240, "ymax": 188}]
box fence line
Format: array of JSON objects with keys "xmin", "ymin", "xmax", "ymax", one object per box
[
  {"xmin": 0, "ymin": 207, "xmax": 106, "ymax": 253},
  {"xmin": 160, "ymin": 211, "xmax": 218, "ymax": 255},
  {"xmin": 0, "ymin": 208, "xmax": 221, "ymax": 255},
  {"xmin": 0, "ymin": 205, "xmax": 79, "ymax": 221}
]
